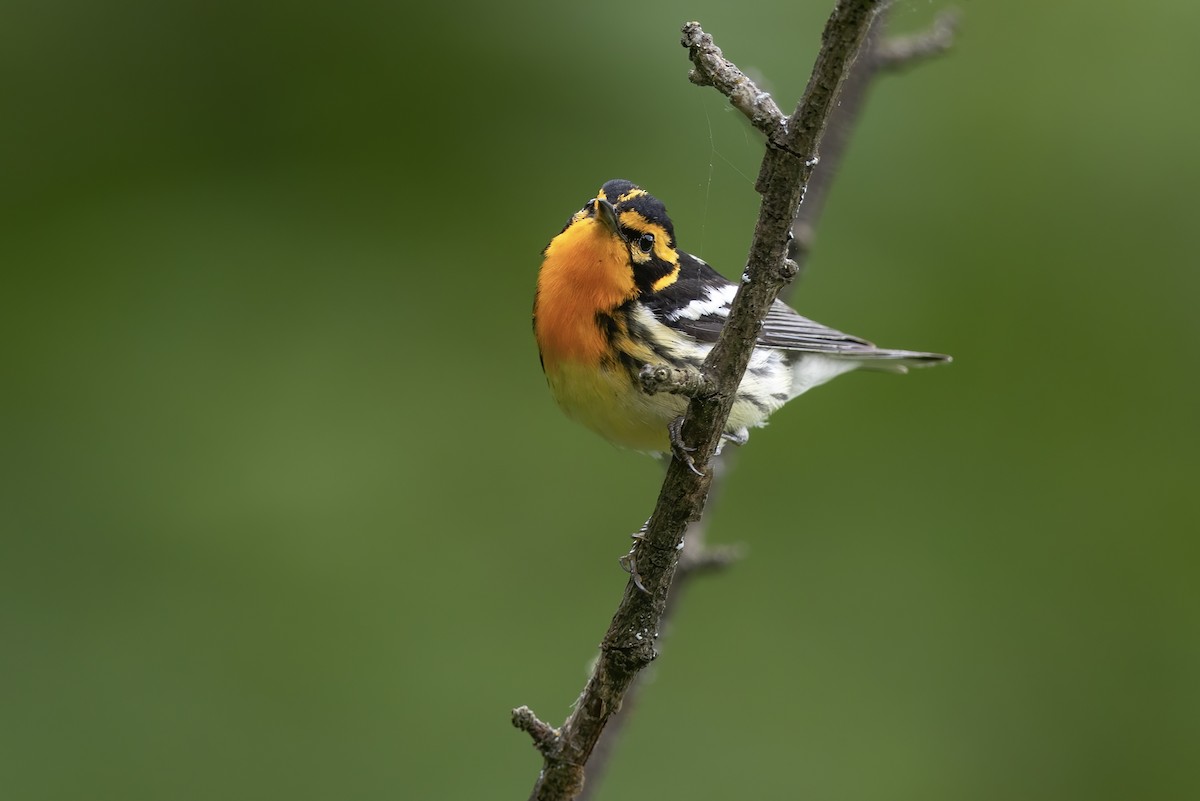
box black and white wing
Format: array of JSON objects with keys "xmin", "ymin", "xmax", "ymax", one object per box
[{"xmin": 647, "ymin": 250, "xmax": 950, "ymax": 367}]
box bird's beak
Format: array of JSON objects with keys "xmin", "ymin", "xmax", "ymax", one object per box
[{"xmin": 592, "ymin": 198, "xmax": 625, "ymax": 242}]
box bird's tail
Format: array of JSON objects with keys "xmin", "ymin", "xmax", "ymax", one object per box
[
  {"xmin": 853, "ymin": 349, "xmax": 952, "ymax": 374},
  {"xmin": 786, "ymin": 349, "xmax": 951, "ymax": 399}
]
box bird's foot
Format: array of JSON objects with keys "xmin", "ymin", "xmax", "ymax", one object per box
[
  {"xmin": 668, "ymin": 416, "xmax": 705, "ymax": 477},
  {"xmin": 722, "ymin": 427, "xmax": 749, "ymax": 447},
  {"xmin": 619, "ymin": 520, "xmax": 652, "ymax": 594}
]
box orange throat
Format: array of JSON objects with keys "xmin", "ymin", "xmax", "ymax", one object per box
[{"xmin": 534, "ymin": 217, "xmax": 635, "ymax": 367}]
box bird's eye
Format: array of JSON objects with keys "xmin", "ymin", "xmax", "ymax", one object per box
[{"xmin": 636, "ymin": 233, "xmax": 656, "ymax": 253}]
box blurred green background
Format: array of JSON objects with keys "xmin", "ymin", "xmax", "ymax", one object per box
[{"xmin": 2, "ymin": 0, "xmax": 1197, "ymax": 799}]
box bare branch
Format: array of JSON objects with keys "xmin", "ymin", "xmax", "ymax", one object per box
[
  {"xmin": 512, "ymin": 706, "xmax": 560, "ymax": 757},
  {"xmin": 876, "ymin": 9, "xmax": 960, "ymax": 73},
  {"xmin": 518, "ymin": 4, "xmax": 886, "ymax": 800},
  {"xmin": 575, "ymin": 8, "xmax": 959, "ymax": 799},
  {"xmin": 680, "ymin": 22, "xmax": 786, "ymax": 140},
  {"xmin": 790, "ymin": 8, "xmax": 892, "ymax": 263},
  {"xmin": 791, "ymin": 7, "xmax": 958, "ymax": 262},
  {"xmin": 678, "ymin": 541, "xmax": 744, "ymax": 575}
]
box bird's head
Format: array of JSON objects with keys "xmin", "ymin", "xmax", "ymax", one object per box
[{"xmin": 541, "ymin": 179, "xmax": 682, "ymax": 301}]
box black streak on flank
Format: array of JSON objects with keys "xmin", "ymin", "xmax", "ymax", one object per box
[
  {"xmin": 595, "ymin": 310, "xmax": 625, "ymax": 371},
  {"xmin": 744, "ymin": 395, "xmax": 770, "ymax": 414},
  {"xmin": 603, "ymin": 303, "xmax": 658, "ymax": 378},
  {"xmin": 595, "ymin": 310, "xmax": 621, "ymax": 343}
]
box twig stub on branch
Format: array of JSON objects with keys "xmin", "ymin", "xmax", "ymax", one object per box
[
  {"xmin": 876, "ymin": 9, "xmax": 960, "ymax": 72},
  {"xmin": 681, "ymin": 21, "xmax": 786, "ymax": 141},
  {"xmin": 512, "ymin": 706, "xmax": 560, "ymax": 757},
  {"xmin": 638, "ymin": 363, "xmax": 716, "ymax": 399}
]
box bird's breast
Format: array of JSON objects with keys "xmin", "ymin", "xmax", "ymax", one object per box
[{"xmin": 534, "ymin": 219, "xmax": 636, "ymax": 365}]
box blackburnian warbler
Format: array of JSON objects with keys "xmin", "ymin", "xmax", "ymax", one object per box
[{"xmin": 533, "ymin": 179, "xmax": 950, "ymax": 457}]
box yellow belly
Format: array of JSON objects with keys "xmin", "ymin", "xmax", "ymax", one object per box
[
  {"xmin": 545, "ymin": 360, "xmax": 687, "ymax": 453},
  {"xmin": 543, "ymin": 345, "xmax": 807, "ymax": 454}
]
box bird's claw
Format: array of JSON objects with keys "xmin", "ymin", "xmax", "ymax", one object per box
[
  {"xmin": 668, "ymin": 416, "xmax": 705, "ymax": 477},
  {"xmin": 630, "ymin": 519, "xmax": 649, "ymax": 541},
  {"xmin": 620, "ymin": 520, "xmax": 652, "ymax": 593},
  {"xmin": 722, "ymin": 427, "xmax": 749, "ymax": 448},
  {"xmin": 619, "ymin": 545, "xmax": 650, "ymax": 594}
]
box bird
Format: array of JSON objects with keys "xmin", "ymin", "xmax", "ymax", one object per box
[{"xmin": 532, "ymin": 179, "xmax": 950, "ymax": 462}]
